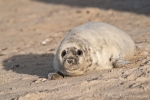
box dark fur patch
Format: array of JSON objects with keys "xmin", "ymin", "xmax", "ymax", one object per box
[
  {"xmin": 88, "ymin": 63, "xmax": 92, "ymax": 67},
  {"xmin": 109, "ymin": 58, "xmax": 112, "ymax": 61},
  {"xmin": 87, "ymin": 58, "xmax": 93, "ymax": 67},
  {"xmin": 109, "ymin": 55, "xmax": 113, "ymax": 62},
  {"xmin": 95, "ymin": 62, "xmax": 99, "ymax": 66},
  {"xmin": 89, "ymin": 58, "xmax": 93, "ymax": 62}
]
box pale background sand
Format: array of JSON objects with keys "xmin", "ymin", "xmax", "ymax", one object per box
[{"xmin": 0, "ymin": 0, "xmax": 150, "ymax": 100}]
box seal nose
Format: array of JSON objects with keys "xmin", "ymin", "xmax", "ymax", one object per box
[{"xmin": 66, "ymin": 59, "xmax": 74, "ymax": 64}]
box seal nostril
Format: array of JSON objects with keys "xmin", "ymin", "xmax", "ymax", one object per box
[{"xmin": 67, "ymin": 59, "xmax": 74, "ymax": 64}]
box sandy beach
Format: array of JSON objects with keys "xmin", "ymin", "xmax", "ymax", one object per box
[{"xmin": 0, "ymin": 0, "xmax": 150, "ymax": 100}]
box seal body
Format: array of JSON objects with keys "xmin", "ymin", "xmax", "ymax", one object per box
[{"xmin": 52, "ymin": 22, "xmax": 135, "ymax": 77}]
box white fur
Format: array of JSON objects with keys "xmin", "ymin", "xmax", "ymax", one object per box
[{"xmin": 53, "ymin": 22, "xmax": 135, "ymax": 76}]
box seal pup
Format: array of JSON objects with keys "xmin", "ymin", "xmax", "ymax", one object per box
[{"xmin": 48, "ymin": 22, "xmax": 135, "ymax": 80}]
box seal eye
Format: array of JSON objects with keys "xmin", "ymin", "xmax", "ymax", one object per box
[
  {"xmin": 77, "ymin": 50, "xmax": 83, "ymax": 56},
  {"xmin": 61, "ymin": 50, "xmax": 66, "ymax": 58}
]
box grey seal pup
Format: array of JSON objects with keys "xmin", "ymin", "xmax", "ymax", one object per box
[{"xmin": 48, "ymin": 22, "xmax": 135, "ymax": 80}]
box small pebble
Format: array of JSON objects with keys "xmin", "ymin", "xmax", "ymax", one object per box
[
  {"xmin": 42, "ymin": 78, "xmax": 47, "ymax": 82},
  {"xmin": 41, "ymin": 38, "xmax": 53, "ymax": 45},
  {"xmin": 42, "ymin": 41, "xmax": 47, "ymax": 45},
  {"xmin": 31, "ymin": 78, "xmax": 47, "ymax": 84}
]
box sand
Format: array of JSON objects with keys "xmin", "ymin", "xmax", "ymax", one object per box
[{"xmin": 0, "ymin": 0, "xmax": 150, "ymax": 100}]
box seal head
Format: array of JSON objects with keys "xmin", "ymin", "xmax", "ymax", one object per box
[{"xmin": 53, "ymin": 38, "xmax": 92, "ymax": 76}]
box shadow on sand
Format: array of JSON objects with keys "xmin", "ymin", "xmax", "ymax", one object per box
[
  {"xmin": 34, "ymin": 0, "xmax": 150, "ymax": 16},
  {"xmin": 2, "ymin": 53, "xmax": 55, "ymax": 78}
]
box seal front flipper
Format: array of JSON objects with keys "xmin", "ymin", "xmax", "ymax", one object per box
[
  {"xmin": 113, "ymin": 58, "xmax": 131, "ymax": 68},
  {"xmin": 48, "ymin": 72, "xmax": 64, "ymax": 80}
]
